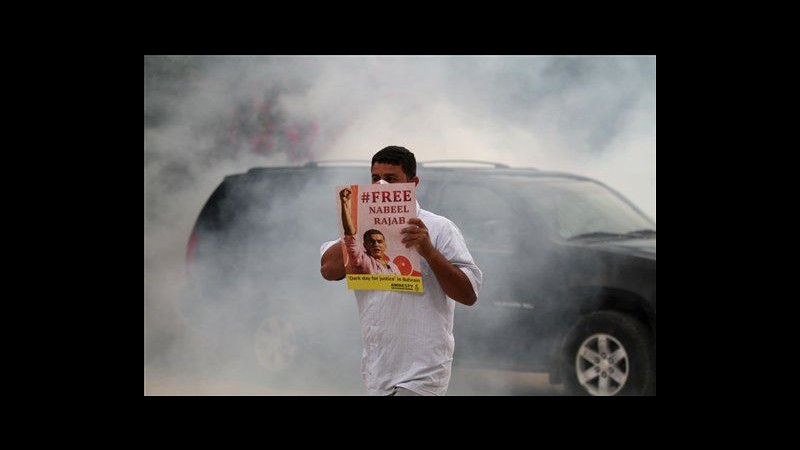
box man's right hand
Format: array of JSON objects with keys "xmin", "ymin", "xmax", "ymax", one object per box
[{"xmin": 340, "ymin": 188, "xmax": 351, "ymax": 202}]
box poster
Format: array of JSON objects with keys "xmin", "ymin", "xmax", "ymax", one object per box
[{"xmin": 336, "ymin": 182, "xmax": 424, "ymax": 293}]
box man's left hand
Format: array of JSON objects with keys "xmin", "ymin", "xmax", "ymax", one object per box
[{"xmin": 401, "ymin": 218, "xmax": 435, "ymax": 260}]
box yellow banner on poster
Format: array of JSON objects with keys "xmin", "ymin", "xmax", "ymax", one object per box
[{"xmin": 346, "ymin": 274, "xmax": 424, "ymax": 293}]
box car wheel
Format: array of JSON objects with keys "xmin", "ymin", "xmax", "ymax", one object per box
[
  {"xmin": 253, "ymin": 316, "xmax": 298, "ymax": 373},
  {"xmin": 562, "ymin": 311, "xmax": 655, "ymax": 396}
]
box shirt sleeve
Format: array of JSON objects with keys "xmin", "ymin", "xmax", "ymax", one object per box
[
  {"xmin": 343, "ymin": 234, "xmax": 368, "ymax": 270},
  {"xmin": 434, "ymin": 219, "xmax": 483, "ymax": 300},
  {"xmin": 320, "ymin": 239, "xmax": 341, "ymax": 257}
]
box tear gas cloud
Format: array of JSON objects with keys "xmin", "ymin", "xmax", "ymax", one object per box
[{"xmin": 144, "ymin": 55, "xmax": 655, "ymax": 395}]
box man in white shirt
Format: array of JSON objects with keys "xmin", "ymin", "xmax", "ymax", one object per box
[{"xmin": 320, "ymin": 146, "xmax": 483, "ymax": 396}]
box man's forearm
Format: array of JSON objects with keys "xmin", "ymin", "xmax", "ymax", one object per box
[
  {"xmin": 424, "ymin": 249, "xmax": 477, "ymax": 306},
  {"xmin": 321, "ymin": 242, "xmax": 346, "ymax": 280},
  {"xmin": 341, "ymin": 201, "xmax": 356, "ymax": 235}
]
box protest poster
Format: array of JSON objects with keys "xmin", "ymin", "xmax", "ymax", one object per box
[{"xmin": 335, "ymin": 182, "xmax": 423, "ymax": 293}]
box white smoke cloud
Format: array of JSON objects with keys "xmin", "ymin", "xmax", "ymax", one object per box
[{"xmin": 144, "ymin": 55, "xmax": 655, "ymax": 395}]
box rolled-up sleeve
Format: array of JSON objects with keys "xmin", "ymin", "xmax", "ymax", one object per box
[{"xmin": 320, "ymin": 239, "xmax": 340, "ymax": 257}]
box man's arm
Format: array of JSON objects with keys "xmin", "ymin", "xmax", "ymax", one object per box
[
  {"xmin": 321, "ymin": 242, "xmax": 345, "ymax": 280},
  {"xmin": 320, "ymin": 188, "xmax": 355, "ymax": 281},
  {"xmin": 340, "ymin": 188, "xmax": 356, "ymax": 236},
  {"xmin": 401, "ymin": 218, "xmax": 477, "ymax": 306}
]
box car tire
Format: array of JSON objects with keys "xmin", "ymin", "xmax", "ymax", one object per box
[
  {"xmin": 182, "ymin": 292, "xmax": 303, "ymax": 382},
  {"xmin": 562, "ymin": 311, "xmax": 655, "ymax": 396},
  {"xmin": 252, "ymin": 315, "xmax": 299, "ymax": 375}
]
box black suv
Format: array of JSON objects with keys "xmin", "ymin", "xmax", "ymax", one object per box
[{"xmin": 185, "ymin": 161, "xmax": 656, "ymax": 395}]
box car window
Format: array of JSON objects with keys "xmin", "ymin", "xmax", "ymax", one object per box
[
  {"xmin": 520, "ymin": 179, "xmax": 654, "ymax": 240},
  {"xmin": 435, "ymin": 181, "xmax": 520, "ymax": 254}
]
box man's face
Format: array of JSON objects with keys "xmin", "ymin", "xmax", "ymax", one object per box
[
  {"xmin": 364, "ymin": 233, "xmax": 387, "ymax": 259},
  {"xmin": 371, "ymin": 162, "xmax": 419, "ymax": 185}
]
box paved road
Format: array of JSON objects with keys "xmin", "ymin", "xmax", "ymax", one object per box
[{"xmin": 144, "ymin": 367, "xmax": 565, "ymax": 396}]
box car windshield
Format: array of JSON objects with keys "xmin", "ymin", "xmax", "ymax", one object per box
[{"xmin": 519, "ymin": 178, "xmax": 655, "ymax": 241}]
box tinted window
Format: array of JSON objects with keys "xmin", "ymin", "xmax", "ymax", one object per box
[
  {"xmin": 435, "ymin": 182, "xmax": 520, "ymax": 254},
  {"xmin": 520, "ymin": 179, "xmax": 654, "ymax": 240}
]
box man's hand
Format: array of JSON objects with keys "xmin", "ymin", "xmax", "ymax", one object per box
[
  {"xmin": 402, "ymin": 217, "xmax": 477, "ymax": 305},
  {"xmin": 401, "ymin": 218, "xmax": 435, "ymax": 260},
  {"xmin": 340, "ymin": 188, "xmax": 351, "ymax": 202}
]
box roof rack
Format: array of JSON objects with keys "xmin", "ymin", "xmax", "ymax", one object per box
[
  {"xmin": 304, "ymin": 160, "xmax": 370, "ymax": 167},
  {"xmin": 304, "ymin": 159, "xmax": 516, "ymax": 170},
  {"xmin": 419, "ymin": 160, "xmax": 510, "ymax": 169}
]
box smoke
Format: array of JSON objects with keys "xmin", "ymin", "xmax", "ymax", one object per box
[{"xmin": 144, "ymin": 55, "xmax": 655, "ymax": 395}]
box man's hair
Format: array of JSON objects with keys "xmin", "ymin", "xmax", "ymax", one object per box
[
  {"xmin": 363, "ymin": 229, "xmax": 385, "ymax": 243},
  {"xmin": 372, "ymin": 146, "xmax": 416, "ymax": 179}
]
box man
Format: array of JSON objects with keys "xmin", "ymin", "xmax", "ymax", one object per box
[
  {"xmin": 320, "ymin": 146, "xmax": 482, "ymax": 396},
  {"xmin": 338, "ymin": 187, "xmax": 401, "ymax": 275}
]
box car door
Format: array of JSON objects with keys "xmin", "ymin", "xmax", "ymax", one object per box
[{"xmin": 430, "ymin": 175, "xmax": 539, "ymax": 368}]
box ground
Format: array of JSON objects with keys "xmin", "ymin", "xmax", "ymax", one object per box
[{"xmin": 144, "ymin": 367, "xmax": 565, "ymax": 396}]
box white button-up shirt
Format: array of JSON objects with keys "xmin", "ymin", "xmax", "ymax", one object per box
[{"xmin": 321, "ymin": 202, "xmax": 482, "ymax": 395}]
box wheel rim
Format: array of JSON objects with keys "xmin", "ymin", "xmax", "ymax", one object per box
[
  {"xmin": 253, "ymin": 316, "xmax": 297, "ymax": 372},
  {"xmin": 575, "ymin": 333, "xmax": 629, "ymax": 396}
]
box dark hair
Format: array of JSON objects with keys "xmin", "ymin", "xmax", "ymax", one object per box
[
  {"xmin": 363, "ymin": 229, "xmax": 385, "ymax": 243},
  {"xmin": 371, "ymin": 146, "xmax": 416, "ymax": 180}
]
